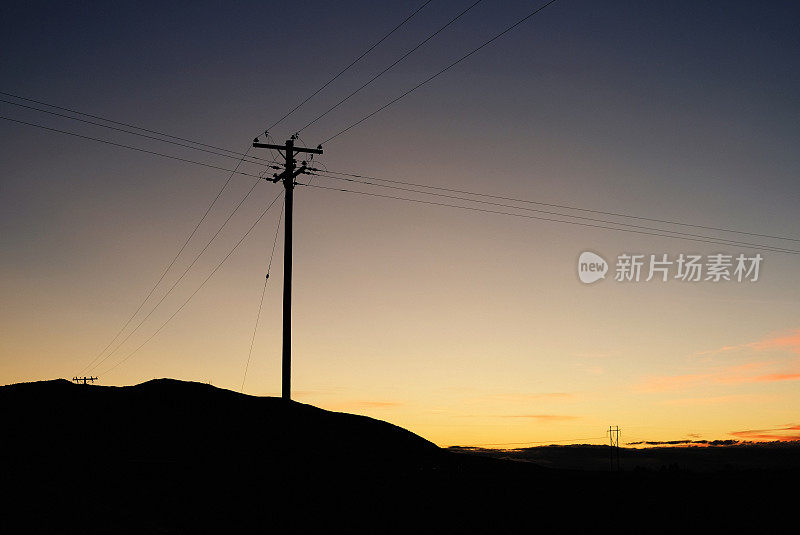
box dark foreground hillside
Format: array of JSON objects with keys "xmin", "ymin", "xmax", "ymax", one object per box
[
  {"xmin": 451, "ymin": 441, "xmax": 800, "ymax": 472},
  {"xmin": 0, "ymin": 379, "xmax": 794, "ymax": 534}
]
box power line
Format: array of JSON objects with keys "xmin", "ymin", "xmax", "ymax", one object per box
[
  {"xmin": 0, "ymin": 98, "xmax": 270, "ymax": 165},
  {"xmin": 85, "ymin": 174, "xmax": 273, "ymax": 375},
  {"xmin": 25, "ymin": 102, "xmax": 780, "ymax": 260},
  {"xmin": 298, "ymin": 0, "xmax": 484, "ymax": 133},
  {"xmin": 79, "ymin": 149, "xmax": 266, "ymax": 376},
  {"xmin": 0, "ymin": 106, "xmax": 286, "ymax": 377},
  {"xmin": 314, "ymin": 168, "xmax": 800, "ymax": 243},
  {"xmin": 241, "ymin": 199, "xmax": 285, "ymax": 392},
  {"xmin": 101, "ymin": 191, "xmax": 285, "ymax": 376},
  {"xmin": 0, "ymin": 101, "xmax": 301, "ymax": 379},
  {"xmin": 321, "ymin": 0, "xmax": 561, "ymax": 144},
  {"xmin": 0, "ymin": 101, "xmax": 321, "ymax": 379},
  {"xmin": 308, "ymin": 172, "xmax": 800, "ymax": 254},
  {"xmin": 0, "ymin": 99, "xmax": 287, "ymax": 379},
  {"xmin": 265, "ymin": 0, "xmax": 434, "ymax": 133},
  {"xmin": 86, "ymin": 174, "xmax": 268, "ymax": 374},
  {"xmin": 0, "ymin": 114, "xmax": 269, "ymax": 179},
  {"xmin": 0, "ymin": 90, "xmax": 262, "ymax": 162},
  {"xmin": 7, "ymin": 110, "xmax": 793, "ymax": 257},
  {"xmin": 301, "ymin": 183, "xmax": 800, "ymax": 255}
]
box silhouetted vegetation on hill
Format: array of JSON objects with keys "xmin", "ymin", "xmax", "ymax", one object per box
[{"xmin": 450, "ymin": 441, "xmax": 800, "ymax": 472}]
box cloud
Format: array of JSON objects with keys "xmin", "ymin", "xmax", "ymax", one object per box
[
  {"xmin": 748, "ymin": 373, "xmax": 800, "ymax": 382},
  {"xmin": 482, "ymin": 392, "xmax": 574, "ymax": 402},
  {"xmin": 466, "ymin": 392, "xmax": 577, "ymax": 406},
  {"xmin": 322, "ymin": 400, "xmax": 403, "ymax": 410},
  {"xmin": 352, "ymin": 401, "xmax": 402, "ymax": 408},
  {"xmin": 751, "ymin": 330, "xmax": 800, "ymax": 355},
  {"xmin": 661, "ymin": 394, "xmax": 764, "ymax": 406},
  {"xmin": 500, "ymin": 414, "xmax": 579, "ymax": 421},
  {"xmin": 265, "ymin": 389, "xmax": 344, "ymax": 397},
  {"xmin": 574, "ymin": 363, "xmax": 604, "ymax": 375},
  {"xmin": 695, "ymin": 328, "xmax": 800, "ymax": 358},
  {"xmin": 636, "ymin": 362, "xmax": 800, "ymax": 392},
  {"xmin": 571, "ymin": 350, "xmax": 619, "ymax": 358},
  {"xmin": 346, "ymin": 400, "xmax": 403, "ymax": 408},
  {"xmin": 627, "ymin": 439, "xmax": 692, "ymax": 445},
  {"xmin": 626, "ymin": 439, "xmax": 739, "ymax": 446},
  {"xmin": 730, "ymin": 424, "xmax": 800, "ymax": 442}
]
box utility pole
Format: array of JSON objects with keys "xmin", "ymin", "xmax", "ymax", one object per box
[
  {"xmin": 73, "ymin": 376, "xmax": 98, "ymax": 385},
  {"xmin": 608, "ymin": 425, "xmax": 621, "ymax": 472},
  {"xmin": 252, "ymin": 136, "xmax": 322, "ymax": 401}
]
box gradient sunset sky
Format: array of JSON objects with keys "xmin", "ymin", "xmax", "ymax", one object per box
[{"xmin": 1, "ymin": 1, "xmax": 799, "ymax": 447}]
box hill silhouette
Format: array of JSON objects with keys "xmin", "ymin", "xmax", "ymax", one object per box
[
  {"xmin": 0, "ymin": 378, "xmax": 794, "ymax": 533},
  {"xmin": 1, "ymin": 378, "xmax": 439, "ymax": 467}
]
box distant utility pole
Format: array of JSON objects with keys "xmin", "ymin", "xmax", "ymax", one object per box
[
  {"xmin": 252, "ymin": 135, "xmax": 322, "ymax": 401},
  {"xmin": 73, "ymin": 376, "xmax": 98, "ymax": 385},
  {"xmin": 608, "ymin": 425, "xmax": 621, "ymax": 472}
]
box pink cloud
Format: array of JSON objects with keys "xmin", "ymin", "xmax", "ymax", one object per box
[
  {"xmin": 748, "ymin": 373, "xmax": 800, "ymax": 383},
  {"xmin": 636, "ymin": 362, "xmax": 800, "ymax": 392},
  {"xmin": 730, "ymin": 424, "xmax": 800, "ymax": 442},
  {"xmin": 661, "ymin": 394, "xmax": 762, "ymax": 406},
  {"xmin": 751, "ymin": 330, "xmax": 800, "ymax": 355},
  {"xmin": 639, "ymin": 329, "xmax": 800, "ymax": 392},
  {"xmin": 695, "ymin": 328, "xmax": 800, "ymax": 358}
]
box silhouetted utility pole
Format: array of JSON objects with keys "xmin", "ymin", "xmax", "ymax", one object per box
[
  {"xmin": 252, "ymin": 136, "xmax": 322, "ymax": 401},
  {"xmin": 608, "ymin": 425, "xmax": 621, "ymax": 472},
  {"xmin": 73, "ymin": 376, "xmax": 97, "ymax": 385}
]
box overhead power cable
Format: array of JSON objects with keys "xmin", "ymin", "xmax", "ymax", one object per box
[
  {"xmin": 308, "ymin": 172, "xmax": 800, "ymax": 254},
  {"xmin": 241, "ymin": 200, "xmax": 285, "ymax": 392},
  {"xmin": 314, "ymin": 168, "xmax": 800, "ymax": 243},
  {"xmin": 6, "ymin": 110, "xmax": 793, "ymax": 256},
  {"xmin": 85, "ymin": 173, "xmax": 272, "ymax": 375},
  {"xmin": 0, "ymin": 93, "xmax": 287, "ymax": 377},
  {"xmin": 298, "ymin": 0, "xmax": 484, "ymax": 133},
  {"xmin": 0, "ymin": 98, "xmax": 293, "ymax": 377},
  {"xmin": 78, "ymin": 150, "xmax": 264, "ymax": 376},
  {"xmin": 0, "ymin": 98, "xmax": 269, "ymax": 165},
  {"xmin": 321, "ymin": 0, "xmax": 561, "ymax": 144},
  {"xmin": 266, "ymin": 0, "xmax": 435, "ymax": 132},
  {"xmin": 0, "ymin": 115, "xmax": 270, "ymax": 179},
  {"xmin": 101, "ymin": 191, "xmax": 285, "ymax": 376},
  {"xmin": 301, "ymin": 183, "xmax": 800, "ymax": 255},
  {"xmin": 0, "ymin": 90, "xmax": 262, "ymax": 161}
]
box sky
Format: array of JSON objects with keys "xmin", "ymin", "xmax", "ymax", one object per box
[{"xmin": 1, "ymin": 0, "xmax": 799, "ymax": 447}]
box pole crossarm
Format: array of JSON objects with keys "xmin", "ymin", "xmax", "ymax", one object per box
[
  {"xmin": 253, "ymin": 141, "xmax": 323, "ymax": 155},
  {"xmin": 73, "ymin": 376, "xmax": 98, "ymax": 384}
]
